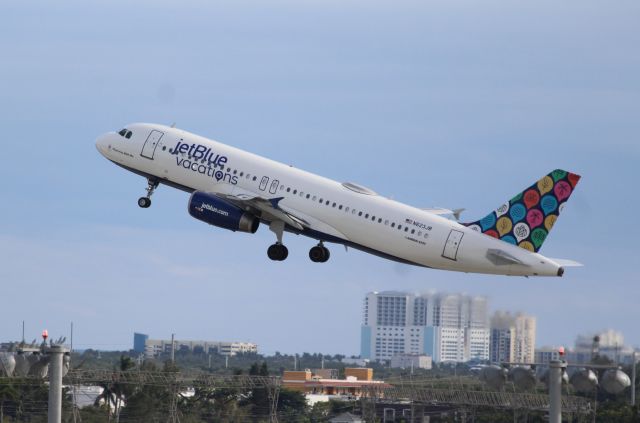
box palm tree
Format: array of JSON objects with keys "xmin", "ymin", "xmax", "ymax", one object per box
[{"xmin": 0, "ymin": 384, "xmax": 19, "ymax": 423}]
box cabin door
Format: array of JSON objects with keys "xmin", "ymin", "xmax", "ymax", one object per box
[
  {"xmin": 141, "ymin": 130, "xmax": 164, "ymax": 159},
  {"xmin": 442, "ymin": 230, "xmax": 464, "ymax": 260}
]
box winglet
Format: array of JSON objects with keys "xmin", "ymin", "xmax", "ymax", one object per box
[{"xmin": 452, "ymin": 208, "xmax": 465, "ymax": 221}]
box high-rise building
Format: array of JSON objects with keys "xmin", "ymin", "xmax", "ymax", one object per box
[
  {"xmin": 133, "ymin": 332, "xmax": 149, "ymax": 354},
  {"xmin": 489, "ymin": 312, "xmax": 536, "ymax": 364},
  {"xmin": 361, "ymin": 291, "xmax": 489, "ymax": 363}
]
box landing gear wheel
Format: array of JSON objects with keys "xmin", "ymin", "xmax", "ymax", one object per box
[
  {"xmin": 267, "ymin": 243, "xmax": 288, "ymax": 261},
  {"xmin": 138, "ymin": 197, "xmax": 151, "ymax": 208},
  {"xmin": 309, "ymin": 245, "xmax": 330, "ymax": 263}
]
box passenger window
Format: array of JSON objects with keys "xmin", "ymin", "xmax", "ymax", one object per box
[
  {"xmin": 371, "ymin": 216, "xmax": 376, "ymax": 221},
  {"xmin": 398, "ymin": 225, "xmax": 402, "ymax": 230},
  {"xmin": 391, "ymin": 222, "xmax": 395, "ymax": 228},
  {"xmin": 378, "ymin": 218, "xmax": 382, "ymax": 223},
  {"xmin": 404, "ymin": 227, "xmax": 409, "ymax": 232},
  {"xmin": 358, "ymin": 212, "xmax": 363, "ymax": 216},
  {"xmin": 332, "ymin": 202, "xmax": 336, "ymax": 207},
  {"xmin": 293, "ymin": 190, "xmax": 297, "ymax": 195},
  {"xmin": 365, "ymin": 213, "xmax": 369, "ymax": 218},
  {"xmin": 345, "ymin": 207, "xmax": 350, "ymax": 212},
  {"xmin": 418, "ymin": 231, "xmax": 422, "ymax": 236},
  {"xmin": 280, "ymin": 185, "xmax": 285, "ymax": 191},
  {"xmin": 307, "ymin": 194, "xmax": 311, "ymax": 199},
  {"xmin": 352, "ymin": 209, "xmax": 356, "ymax": 215},
  {"xmin": 319, "ymin": 198, "xmax": 323, "ymax": 203},
  {"xmin": 411, "ymin": 229, "xmax": 415, "ymax": 234},
  {"xmin": 338, "ymin": 205, "xmax": 343, "ymax": 210},
  {"xmin": 233, "ymin": 169, "xmax": 237, "ymax": 175},
  {"xmin": 239, "ymin": 172, "xmax": 244, "ymax": 177},
  {"xmin": 286, "ymin": 187, "xmax": 291, "ymax": 192},
  {"xmin": 313, "ymin": 196, "xmax": 317, "ymax": 201},
  {"xmin": 253, "ymin": 176, "xmax": 257, "ymax": 181}
]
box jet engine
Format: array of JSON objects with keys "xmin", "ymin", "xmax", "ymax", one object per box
[{"xmin": 188, "ymin": 191, "xmax": 259, "ymax": 233}]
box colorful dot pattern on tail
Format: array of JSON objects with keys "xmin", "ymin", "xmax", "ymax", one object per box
[{"xmin": 463, "ymin": 169, "xmax": 581, "ymax": 253}]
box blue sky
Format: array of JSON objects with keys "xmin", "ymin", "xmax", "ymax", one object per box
[{"xmin": 0, "ymin": 0, "xmax": 638, "ymax": 355}]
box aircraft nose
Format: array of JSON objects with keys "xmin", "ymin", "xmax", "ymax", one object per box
[{"xmin": 95, "ymin": 133, "xmax": 111, "ymax": 156}]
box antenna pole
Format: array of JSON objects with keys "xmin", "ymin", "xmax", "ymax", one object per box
[{"xmin": 171, "ymin": 333, "xmax": 175, "ymax": 363}]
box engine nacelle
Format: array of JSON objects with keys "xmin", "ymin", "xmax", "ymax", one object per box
[{"xmin": 188, "ymin": 191, "xmax": 259, "ymax": 233}]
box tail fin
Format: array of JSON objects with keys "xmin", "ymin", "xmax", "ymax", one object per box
[{"xmin": 463, "ymin": 169, "xmax": 581, "ymax": 252}]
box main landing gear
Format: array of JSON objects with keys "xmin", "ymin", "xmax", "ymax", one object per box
[
  {"xmin": 267, "ymin": 221, "xmax": 289, "ymax": 261},
  {"xmin": 266, "ymin": 221, "xmax": 331, "ymax": 263},
  {"xmin": 138, "ymin": 178, "xmax": 159, "ymax": 208},
  {"xmin": 309, "ymin": 242, "xmax": 330, "ymax": 263}
]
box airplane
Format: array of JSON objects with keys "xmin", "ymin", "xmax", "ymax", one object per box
[{"xmin": 96, "ymin": 123, "xmax": 582, "ymax": 277}]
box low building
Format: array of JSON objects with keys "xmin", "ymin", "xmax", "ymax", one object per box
[
  {"xmin": 282, "ymin": 368, "xmax": 388, "ymax": 401},
  {"xmin": 390, "ymin": 354, "xmax": 432, "ymax": 370},
  {"xmin": 341, "ymin": 357, "xmax": 370, "ymax": 367},
  {"xmin": 134, "ymin": 333, "xmax": 257, "ymax": 358},
  {"xmin": 312, "ymin": 368, "xmax": 338, "ymax": 379}
]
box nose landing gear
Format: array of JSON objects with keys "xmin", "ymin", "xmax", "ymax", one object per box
[
  {"xmin": 138, "ymin": 178, "xmax": 159, "ymax": 208},
  {"xmin": 309, "ymin": 243, "xmax": 330, "ymax": 263}
]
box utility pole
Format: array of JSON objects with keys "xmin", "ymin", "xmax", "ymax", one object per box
[
  {"xmin": 632, "ymin": 351, "xmax": 637, "ymax": 407},
  {"xmin": 22, "ymin": 321, "xmax": 25, "ymax": 344},
  {"xmin": 48, "ymin": 344, "xmax": 69, "ymax": 423},
  {"xmin": 548, "ymin": 359, "xmax": 566, "ymax": 423},
  {"xmin": 225, "ymin": 355, "xmax": 229, "ymax": 369},
  {"xmin": 170, "ymin": 333, "xmax": 175, "ymax": 363},
  {"xmin": 70, "ymin": 322, "xmax": 73, "ymax": 353}
]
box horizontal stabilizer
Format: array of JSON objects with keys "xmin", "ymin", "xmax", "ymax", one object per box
[
  {"xmin": 486, "ymin": 249, "xmax": 525, "ymax": 266},
  {"xmin": 549, "ymin": 258, "xmax": 583, "ymax": 267}
]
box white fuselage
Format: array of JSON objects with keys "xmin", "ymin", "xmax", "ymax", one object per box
[{"xmin": 96, "ymin": 123, "xmax": 564, "ymax": 276}]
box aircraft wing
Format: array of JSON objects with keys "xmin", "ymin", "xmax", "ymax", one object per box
[
  {"xmin": 219, "ymin": 191, "xmax": 308, "ymax": 231},
  {"xmin": 220, "ymin": 187, "xmax": 350, "ymax": 240}
]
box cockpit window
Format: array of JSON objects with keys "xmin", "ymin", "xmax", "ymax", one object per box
[{"xmin": 118, "ymin": 128, "xmax": 133, "ymax": 139}]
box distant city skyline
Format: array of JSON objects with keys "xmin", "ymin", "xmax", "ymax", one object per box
[{"xmin": 1, "ymin": 0, "xmax": 639, "ymax": 355}]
